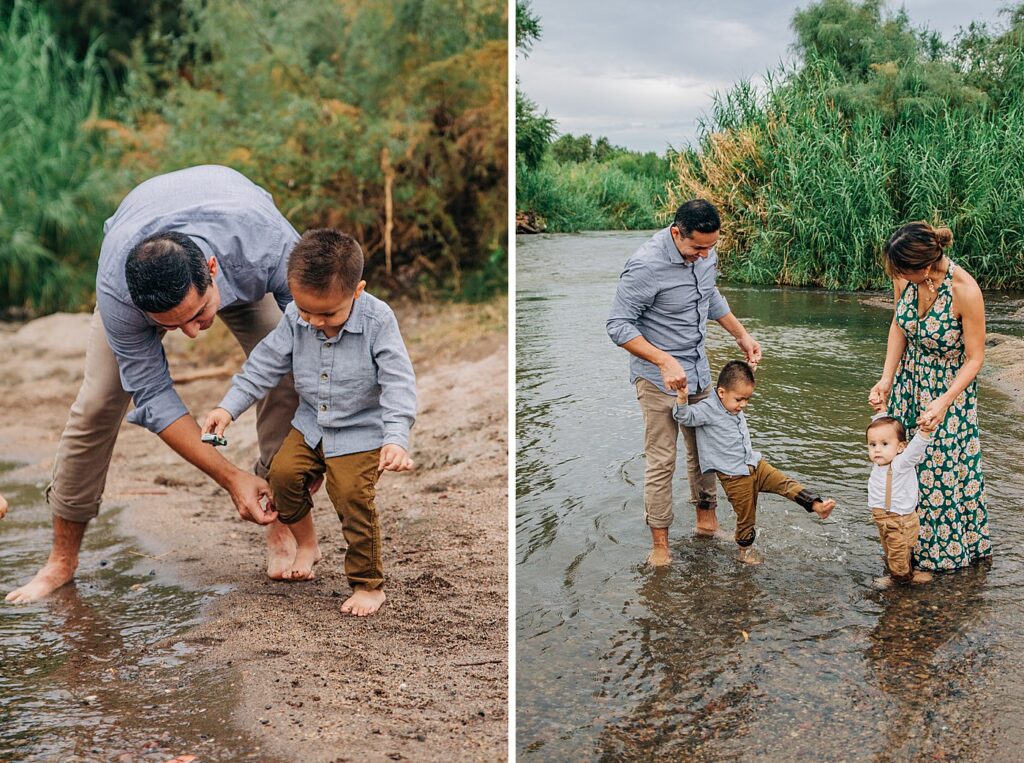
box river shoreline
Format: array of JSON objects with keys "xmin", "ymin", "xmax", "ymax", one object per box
[{"xmin": 0, "ymin": 299, "xmax": 508, "ymax": 761}]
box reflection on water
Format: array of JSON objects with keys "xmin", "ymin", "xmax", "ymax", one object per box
[
  {"xmin": 516, "ymin": 232, "xmax": 1024, "ymax": 761},
  {"xmin": 0, "ymin": 465, "xmax": 265, "ymax": 762}
]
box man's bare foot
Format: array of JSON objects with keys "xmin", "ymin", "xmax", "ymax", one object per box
[
  {"xmin": 6, "ymin": 560, "xmax": 77, "ymax": 603},
  {"xmin": 695, "ymin": 507, "xmax": 719, "ymax": 536},
  {"xmin": 737, "ymin": 547, "xmax": 764, "ymax": 565},
  {"xmin": 812, "ymin": 498, "xmax": 836, "ymax": 520},
  {"xmin": 266, "ymin": 520, "xmax": 298, "ymax": 580},
  {"xmin": 911, "ymin": 570, "xmax": 933, "ymax": 584},
  {"xmin": 647, "ymin": 545, "xmax": 672, "ymax": 567},
  {"xmin": 341, "ymin": 586, "xmax": 386, "ymax": 616}
]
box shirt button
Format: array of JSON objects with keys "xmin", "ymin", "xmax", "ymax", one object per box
[
  {"xmin": 320, "ymin": 404, "xmax": 327, "ymax": 412},
  {"xmin": 321, "ymin": 373, "xmax": 328, "ymax": 381}
]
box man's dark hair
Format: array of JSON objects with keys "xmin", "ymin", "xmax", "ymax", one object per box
[
  {"xmin": 673, "ymin": 199, "xmax": 721, "ymax": 238},
  {"xmin": 717, "ymin": 359, "xmax": 755, "ymax": 391},
  {"xmin": 866, "ymin": 416, "xmax": 907, "ymax": 443},
  {"xmin": 287, "ymin": 229, "xmax": 364, "ymax": 294},
  {"xmin": 125, "ymin": 232, "xmax": 211, "ymax": 313}
]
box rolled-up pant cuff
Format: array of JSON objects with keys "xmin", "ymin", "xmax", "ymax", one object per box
[
  {"xmin": 645, "ymin": 512, "xmax": 674, "ymax": 529},
  {"xmin": 46, "ymin": 484, "xmax": 99, "ymax": 524}
]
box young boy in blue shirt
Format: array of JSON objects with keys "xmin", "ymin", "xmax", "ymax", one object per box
[
  {"xmin": 674, "ymin": 360, "xmax": 836, "ymax": 564},
  {"xmin": 204, "ymin": 229, "xmax": 416, "ymax": 616}
]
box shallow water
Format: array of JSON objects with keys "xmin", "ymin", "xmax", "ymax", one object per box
[
  {"xmin": 0, "ymin": 465, "xmax": 268, "ymax": 762},
  {"xmin": 516, "ymin": 231, "xmax": 1024, "ymax": 761}
]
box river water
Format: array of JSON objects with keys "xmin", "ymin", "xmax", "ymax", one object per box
[
  {"xmin": 516, "ymin": 231, "xmax": 1024, "ymax": 762},
  {"xmin": 0, "ymin": 465, "xmax": 267, "ymax": 762}
]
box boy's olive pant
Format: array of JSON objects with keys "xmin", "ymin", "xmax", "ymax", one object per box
[
  {"xmin": 716, "ymin": 460, "xmax": 816, "ymax": 547},
  {"xmin": 269, "ymin": 427, "xmax": 384, "ymax": 590},
  {"xmin": 871, "ymin": 508, "xmax": 919, "ymax": 583}
]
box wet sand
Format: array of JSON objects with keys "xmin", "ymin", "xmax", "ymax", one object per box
[{"xmin": 0, "ymin": 299, "xmax": 508, "ymax": 761}]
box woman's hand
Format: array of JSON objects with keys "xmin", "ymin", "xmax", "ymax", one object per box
[
  {"xmin": 917, "ymin": 397, "xmax": 950, "ymax": 431},
  {"xmin": 868, "ymin": 377, "xmax": 892, "ymax": 412}
]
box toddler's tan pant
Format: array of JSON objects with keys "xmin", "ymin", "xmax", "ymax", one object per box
[{"xmin": 871, "ymin": 508, "xmax": 920, "ymax": 583}]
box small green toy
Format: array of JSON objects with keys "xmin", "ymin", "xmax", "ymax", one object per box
[{"xmin": 201, "ymin": 433, "xmax": 228, "ymax": 447}]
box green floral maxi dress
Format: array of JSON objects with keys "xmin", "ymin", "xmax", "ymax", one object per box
[{"xmin": 889, "ymin": 261, "xmax": 991, "ymax": 571}]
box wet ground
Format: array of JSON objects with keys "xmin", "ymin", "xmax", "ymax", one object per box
[
  {"xmin": 516, "ymin": 231, "xmax": 1024, "ymax": 761},
  {"xmin": 0, "ymin": 464, "xmax": 269, "ymax": 762}
]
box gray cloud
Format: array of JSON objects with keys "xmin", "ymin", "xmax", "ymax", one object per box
[{"xmin": 518, "ymin": 0, "xmax": 1010, "ymax": 153}]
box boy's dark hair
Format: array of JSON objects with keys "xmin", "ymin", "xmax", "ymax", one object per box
[
  {"xmin": 287, "ymin": 228, "xmax": 364, "ymax": 294},
  {"xmin": 125, "ymin": 232, "xmax": 211, "ymax": 313},
  {"xmin": 717, "ymin": 360, "xmax": 755, "ymax": 391},
  {"xmin": 673, "ymin": 199, "xmax": 721, "ymax": 238},
  {"xmin": 866, "ymin": 416, "xmax": 907, "ymax": 442}
]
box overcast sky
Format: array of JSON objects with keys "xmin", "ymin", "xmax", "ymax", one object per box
[{"xmin": 517, "ymin": 0, "xmax": 1011, "ymax": 154}]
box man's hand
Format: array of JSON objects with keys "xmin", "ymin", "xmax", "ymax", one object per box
[
  {"xmin": 227, "ymin": 471, "xmax": 278, "ymax": 524},
  {"xmin": 737, "ymin": 334, "xmax": 762, "ymax": 370},
  {"xmin": 658, "ymin": 356, "xmax": 688, "ymax": 392},
  {"xmin": 379, "ymin": 444, "xmax": 415, "ymax": 473},
  {"xmin": 203, "ymin": 407, "xmax": 233, "ymax": 438}
]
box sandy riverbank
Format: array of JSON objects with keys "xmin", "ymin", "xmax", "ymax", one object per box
[{"xmin": 0, "ymin": 299, "xmax": 508, "ymax": 761}]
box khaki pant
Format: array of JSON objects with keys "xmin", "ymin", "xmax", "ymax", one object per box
[
  {"xmin": 47, "ymin": 295, "xmax": 298, "ymax": 523},
  {"xmin": 717, "ymin": 460, "xmax": 806, "ymax": 547},
  {"xmin": 269, "ymin": 428, "xmax": 384, "ymax": 589},
  {"xmin": 872, "ymin": 508, "xmax": 920, "ymax": 583},
  {"xmin": 635, "ymin": 377, "xmax": 717, "ymax": 529}
]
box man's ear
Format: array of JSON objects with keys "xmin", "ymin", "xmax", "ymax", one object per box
[
  {"xmin": 207, "ymin": 257, "xmax": 219, "ymax": 279},
  {"xmin": 353, "ymin": 280, "xmax": 367, "ymax": 300}
]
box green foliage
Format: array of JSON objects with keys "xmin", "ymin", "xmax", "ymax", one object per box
[
  {"xmin": 516, "ymin": 89, "xmax": 556, "ymax": 169},
  {"xmin": 459, "ymin": 247, "xmax": 507, "ymax": 301},
  {"xmin": 516, "ymin": 0, "xmax": 541, "ymax": 56},
  {"xmin": 665, "ymin": 0, "xmax": 1024, "ymax": 290},
  {"xmin": 0, "ymin": 2, "xmax": 118, "ymax": 312}
]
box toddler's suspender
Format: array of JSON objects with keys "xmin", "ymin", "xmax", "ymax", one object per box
[{"xmin": 884, "ymin": 466, "xmax": 893, "ymax": 512}]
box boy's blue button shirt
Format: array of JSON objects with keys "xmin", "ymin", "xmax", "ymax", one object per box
[
  {"xmin": 673, "ymin": 392, "xmax": 761, "ymax": 476},
  {"xmin": 95, "ymin": 165, "xmax": 300, "ymax": 434},
  {"xmin": 218, "ymin": 295, "xmax": 417, "ymax": 457},
  {"xmin": 606, "ymin": 226, "xmax": 731, "ymax": 395}
]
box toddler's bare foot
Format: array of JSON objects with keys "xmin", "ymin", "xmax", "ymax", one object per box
[
  {"xmin": 266, "ymin": 520, "xmax": 297, "ymax": 580},
  {"xmin": 341, "ymin": 586, "xmax": 386, "ymax": 617},
  {"xmin": 911, "ymin": 570, "xmax": 933, "ymax": 584},
  {"xmin": 647, "ymin": 545, "xmax": 672, "ymax": 567},
  {"xmin": 695, "ymin": 507, "xmax": 719, "ymax": 536},
  {"xmin": 6, "ymin": 559, "xmax": 77, "ymax": 603},
  {"xmin": 812, "ymin": 498, "xmax": 836, "ymax": 520},
  {"xmin": 287, "ymin": 544, "xmax": 322, "ymax": 581},
  {"xmin": 737, "ymin": 547, "xmax": 764, "ymax": 565}
]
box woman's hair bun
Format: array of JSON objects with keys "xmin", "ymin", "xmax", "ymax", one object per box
[{"xmin": 934, "ymin": 226, "xmax": 953, "ymax": 249}]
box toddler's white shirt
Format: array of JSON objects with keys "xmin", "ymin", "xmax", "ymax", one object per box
[{"xmin": 867, "ymin": 432, "xmax": 931, "ymax": 515}]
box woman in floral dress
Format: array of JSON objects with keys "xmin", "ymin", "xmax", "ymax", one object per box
[{"xmin": 868, "ymin": 221, "xmax": 990, "ymax": 573}]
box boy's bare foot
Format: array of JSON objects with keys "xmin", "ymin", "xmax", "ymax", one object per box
[
  {"xmin": 911, "ymin": 570, "xmax": 933, "ymax": 584},
  {"xmin": 341, "ymin": 586, "xmax": 386, "ymax": 616},
  {"xmin": 287, "ymin": 544, "xmax": 322, "ymax": 581},
  {"xmin": 6, "ymin": 560, "xmax": 77, "ymax": 603},
  {"xmin": 737, "ymin": 547, "xmax": 764, "ymax": 565},
  {"xmin": 266, "ymin": 521, "xmax": 297, "ymax": 580},
  {"xmin": 812, "ymin": 498, "xmax": 836, "ymax": 520},
  {"xmin": 872, "ymin": 575, "xmax": 894, "ymax": 590},
  {"xmin": 695, "ymin": 507, "xmax": 719, "ymax": 536}
]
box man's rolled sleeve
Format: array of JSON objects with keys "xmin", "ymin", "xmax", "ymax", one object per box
[
  {"xmin": 708, "ymin": 287, "xmax": 731, "ymax": 321},
  {"xmin": 607, "ymin": 260, "xmax": 656, "ymax": 346},
  {"xmin": 268, "ymin": 228, "xmax": 298, "ymax": 313},
  {"xmin": 98, "ymin": 292, "xmax": 189, "ymax": 434},
  {"xmin": 374, "ymin": 310, "xmax": 417, "ymax": 450}
]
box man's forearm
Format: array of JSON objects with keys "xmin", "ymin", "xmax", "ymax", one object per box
[
  {"xmin": 158, "ymin": 414, "xmax": 239, "ymax": 488},
  {"xmin": 716, "ymin": 312, "xmax": 750, "ymax": 340},
  {"xmin": 620, "ymin": 335, "xmax": 673, "ymax": 366}
]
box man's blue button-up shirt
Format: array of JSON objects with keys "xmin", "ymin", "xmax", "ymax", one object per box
[
  {"xmin": 606, "ymin": 226, "xmax": 731, "ymax": 395},
  {"xmin": 96, "ymin": 165, "xmax": 300, "ymax": 433}
]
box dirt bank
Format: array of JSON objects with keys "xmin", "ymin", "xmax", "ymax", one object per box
[{"xmin": 0, "ymin": 299, "xmax": 508, "ymax": 762}]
